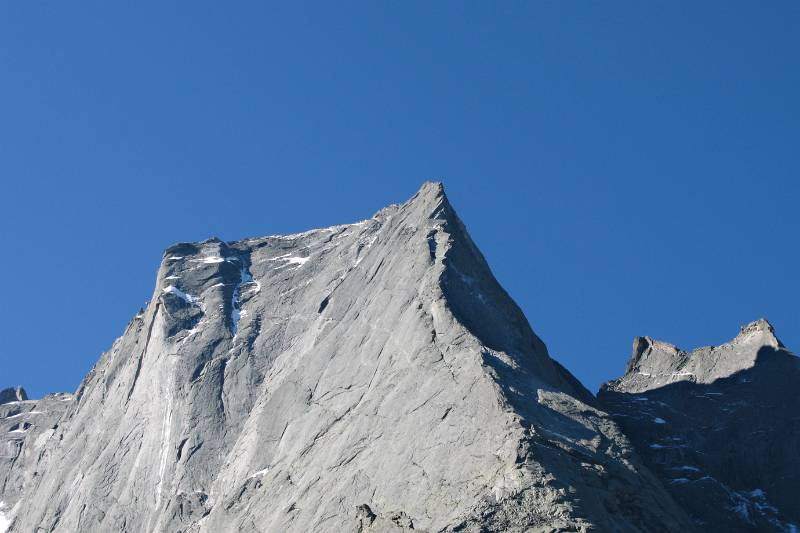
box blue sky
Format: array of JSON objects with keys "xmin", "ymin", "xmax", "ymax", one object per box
[{"xmin": 1, "ymin": 2, "xmax": 798, "ymax": 398}]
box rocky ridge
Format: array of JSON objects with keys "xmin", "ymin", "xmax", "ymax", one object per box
[
  {"xmin": 1, "ymin": 388, "xmax": 72, "ymax": 531},
  {"xmin": 599, "ymin": 320, "xmax": 799, "ymax": 532},
  {"xmin": 2, "ymin": 183, "xmax": 794, "ymax": 532}
]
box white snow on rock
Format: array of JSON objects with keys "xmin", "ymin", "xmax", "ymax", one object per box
[
  {"xmin": 248, "ymin": 467, "xmax": 270, "ymax": 479},
  {"xmin": 162, "ymin": 286, "xmax": 199, "ymax": 305},
  {"xmin": 285, "ymin": 256, "xmax": 310, "ymax": 265},
  {"xmin": 267, "ymin": 254, "xmax": 311, "ymax": 268},
  {"xmin": 0, "ymin": 501, "xmax": 19, "ymax": 533},
  {"xmin": 230, "ymin": 263, "xmax": 253, "ymax": 336},
  {"xmin": 191, "ymin": 256, "xmax": 240, "ymax": 265},
  {"xmin": 4, "ymin": 411, "xmax": 42, "ymax": 419}
]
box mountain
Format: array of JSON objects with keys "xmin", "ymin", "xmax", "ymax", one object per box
[
  {"xmin": 0, "ymin": 389, "xmax": 72, "ymax": 530},
  {"xmin": 598, "ymin": 319, "xmax": 800, "ymax": 532},
  {"xmin": 0, "ymin": 182, "xmax": 694, "ymax": 532}
]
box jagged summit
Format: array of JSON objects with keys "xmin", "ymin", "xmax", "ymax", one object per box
[
  {"xmin": 608, "ymin": 318, "xmax": 790, "ymax": 395},
  {"xmin": 0, "ymin": 387, "xmax": 27, "ymax": 405},
  {"xmin": 4, "ymin": 183, "xmax": 695, "ymax": 532},
  {"xmin": 599, "ymin": 320, "xmax": 799, "ymax": 531},
  {"xmin": 735, "ymin": 318, "xmax": 783, "ymax": 347},
  {"xmin": 222, "ymin": 182, "xmax": 446, "ymax": 249}
]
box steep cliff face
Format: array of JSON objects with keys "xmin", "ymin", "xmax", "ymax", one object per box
[
  {"xmin": 3, "ymin": 183, "xmax": 692, "ymax": 532},
  {"xmin": 0, "ymin": 389, "xmax": 72, "ymax": 531},
  {"xmin": 599, "ymin": 320, "xmax": 800, "ymax": 532}
]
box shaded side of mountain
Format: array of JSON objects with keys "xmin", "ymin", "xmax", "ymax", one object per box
[{"xmin": 598, "ymin": 320, "xmax": 800, "ymax": 532}]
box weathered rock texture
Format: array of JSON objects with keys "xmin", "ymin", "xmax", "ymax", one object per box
[
  {"xmin": 3, "ymin": 183, "xmax": 695, "ymax": 532},
  {"xmin": 0, "ymin": 390, "xmax": 72, "ymax": 530},
  {"xmin": 599, "ymin": 319, "xmax": 800, "ymax": 532}
]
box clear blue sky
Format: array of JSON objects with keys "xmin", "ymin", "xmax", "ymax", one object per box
[{"xmin": 2, "ymin": 2, "xmax": 798, "ymax": 399}]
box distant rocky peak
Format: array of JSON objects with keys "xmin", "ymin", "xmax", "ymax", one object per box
[
  {"xmin": 608, "ymin": 319, "xmax": 790, "ymax": 394},
  {"xmin": 627, "ymin": 336, "xmax": 682, "ymax": 373},
  {"xmin": 733, "ymin": 318, "xmax": 783, "ymax": 348},
  {"xmin": 413, "ymin": 179, "xmax": 445, "ymax": 200},
  {"xmin": 600, "ymin": 319, "xmax": 799, "ymax": 531},
  {"xmin": 0, "ymin": 386, "xmax": 27, "ymax": 404}
]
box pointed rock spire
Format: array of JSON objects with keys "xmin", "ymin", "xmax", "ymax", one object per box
[{"xmin": 0, "ymin": 386, "xmax": 27, "ymax": 404}]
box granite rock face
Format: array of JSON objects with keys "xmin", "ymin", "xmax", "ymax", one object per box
[
  {"xmin": 0, "ymin": 391, "xmax": 72, "ymax": 530},
  {"xmin": 599, "ymin": 319, "xmax": 800, "ymax": 532},
  {"xmin": 3, "ymin": 183, "xmax": 695, "ymax": 532}
]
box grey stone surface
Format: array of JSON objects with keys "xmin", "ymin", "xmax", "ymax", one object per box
[
  {"xmin": 0, "ymin": 391, "xmax": 72, "ymax": 529},
  {"xmin": 599, "ymin": 319, "xmax": 800, "ymax": 532},
  {"xmin": 3, "ymin": 183, "xmax": 694, "ymax": 532}
]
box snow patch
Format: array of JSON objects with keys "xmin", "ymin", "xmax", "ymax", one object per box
[
  {"xmin": 162, "ymin": 285, "xmax": 199, "ymax": 305},
  {"xmin": 4, "ymin": 411, "xmax": 43, "ymax": 419},
  {"xmin": 192, "ymin": 256, "xmax": 240, "ymax": 265},
  {"xmin": 0, "ymin": 501, "xmax": 19, "ymax": 533},
  {"xmin": 248, "ymin": 467, "xmax": 270, "ymax": 479},
  {"xmin": 268, "ymin": 254, "xmax": 311, "ymax": 268},
  {"xmin": 230, "ymin": 260, "xmax": 253, "ymax": 336},
  {"xmin": 285, "ymin": 256, "xmax": 310, "ymax": 265},
  {"xmin": 0, "ymin": 511, "xmax": 10, "ymax": 533}
]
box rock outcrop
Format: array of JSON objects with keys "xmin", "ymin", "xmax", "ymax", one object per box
[
  {"xmin": 0, "ymin": 388, "xmax": 27, "ymax": 405},
  {"xmin": 1, "ymin": 183, "xmax": 693, "ymax": 532},
  {"xmin": 0, "ymin": 390, "xmax": 72, "ymax": 531},
  {"xmin": 599, "ymin": 319, "xmax": 800, "ymax": 532}
]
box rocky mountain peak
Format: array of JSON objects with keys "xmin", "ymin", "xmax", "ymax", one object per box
[
  {"xmin": 1, "ymin": 183, "xmax": 697, "ymax": 533},
  {"xmin": 599, "ymin": 320, "xmax": 799, "ymax": 531},
  {"xmin": 627, "ymin": 336, "xmax": 681, "ymax": 373},
  {"xmin": 0, "ymin": 387, "xmax": 27, "ymax": 405},
  {"xmin": 734, "ymin": 318, "xmax": 783, "ymax": 348},
  {"xmin": 411, "ymin": 179, "xmax": 446, "ymax": 201},
  {"xmin": 609, "ymin": 319, "xmax": 790, "ymax": 395}
]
